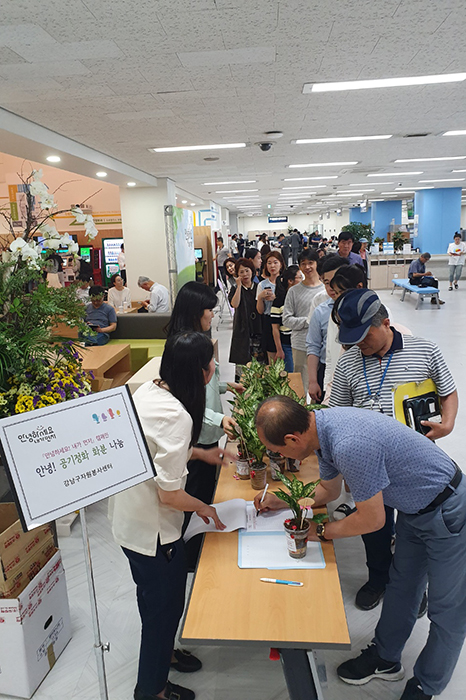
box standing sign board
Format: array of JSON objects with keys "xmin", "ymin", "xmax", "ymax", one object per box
[{"xmin": 0, "ymin": 386, "xmax": 154, "ymax": 531}]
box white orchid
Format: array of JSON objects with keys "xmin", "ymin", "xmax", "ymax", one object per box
[
  {"xmin": 69, "ymin": 241, "xmax": 79, "ymax": 254},
  {"xmin": 40, "ymin": 193, "xmax": 55, "ymax": 210},
  {"xmin": 60, "ymin": 233, "xmax": 72, "ymax": 246},
  {"xmin": 71, "ymin": 206, "xmax": 86, "ymax": 224},
  {"xmin": 29, "ymin": 179, "xmax": 48, "ymax": 197},
  {"xmin": 43, "ymin": 238, "xmax": 61, "ymax": 250},
  {"xmin": 21, "ymin": 244, "xmax": 39, "ymax": 261},
  {"xmin": 10, "ymin": 238, "xmax": 27, "ymax": 254},
  {"xmin": 32, "ymin": 169, "xmax": 43, "ymax": 181},
  {"xmin": 40, "ymin": 223, "xmax": 60, "ymax": 239}
]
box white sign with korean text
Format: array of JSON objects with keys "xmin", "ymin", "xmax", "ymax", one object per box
[{"xmin": 0, "ymin": 387, "xmax": 154, "ymax": 530}]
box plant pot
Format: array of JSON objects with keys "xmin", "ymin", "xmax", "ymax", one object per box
[
  {"xmin": 284, "ymin": 518, "xmax": 310, "ymax": 559},
  {"xmin": 236, "ymin": 457, "xmax": 250, "ymax": 480},
  {"xmin": 267, "ymin": 450, "xmax": 286, "ymax": 481},
  {"xmin": 249, "ymin": 463, "xmax": 267, "ymax": 490},
  {"xmin": 286, "ymin": 457, "xmax": 300, "ymax": 472}
]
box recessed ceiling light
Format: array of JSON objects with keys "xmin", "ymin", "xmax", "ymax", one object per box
[
  {"xmin": 395, "ymin": 156, "xmax": 466, "ymax": 163},
  {"xmin": 215, "ymin": 189, "xmax": 258, "ymax": 193},
  {"xmin": 202, "ymin": 180, "xmax": 256, "ymax": 185},
  {"xmin": 443, "ymin": 130, "xmax": 466, "ymax": 136},
  {"xmin": 294, "ymin": 135, "xmax": 392, "ymax": 144},
  {"xmin": 452, "ymin": 169, "xmax": 466, "ymax": 172},
  {"xmin": 419, "ymin": 178, "xmax": 465, "ymax": 183},
  {"xmin": 127, "ymin": 182, "xmax": 136, "ymax": 187},
  {"xmin": 349, "ymin": 182, "xmax": 394, "ymax": 186},
  {"xmin": 96, "ymin": 171, "xmax": 107, "ymax": 178},
  {"xmin": 283, "ymin": 176, "xmax": 339, "ymax": 181},
  {"xmin": 368, "ymin": 171, "xmax": 424, "ymax": 176},
  {"xmin": 190, "ymin": 202, "xmax": 196, "ymax": 206},
  {"xmin": 46, "ymin": 155, "xmax": 61, "ymax": 163},
  {"xmin": 288, "ymin": 161, "xmax": 358, "ymax": 168},
  {"xmin": 305, "ymin": 72, "xmax": 466, "ymax": 93},
  {"xmin": 182, "ymin": 200, "xmax": 188, "ymax": 204},
  {"xmin": 150, "ymin": 142, "xmax": 246, "ymax": 152}
]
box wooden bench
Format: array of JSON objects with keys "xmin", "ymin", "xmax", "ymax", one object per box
[
  {"xmin": 391, "ymin": 278, "xmax": 440, "ymax": 309},
  {"xmin": 78, "ymin": 343, "xmax": 132, "ymax": 391}
]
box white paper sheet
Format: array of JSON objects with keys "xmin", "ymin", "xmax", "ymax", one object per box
[{"xmin": 238, "ymin": 531, "xmax": 326, "ymax": 570}]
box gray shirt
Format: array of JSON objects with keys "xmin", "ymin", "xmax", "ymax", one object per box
[
  {"xmin": 314, "ymin": 407, "xmax": 456, "ymax": 513},
  {"xmin": 282, "ymin": 282, "xmax": 325, "ymax": 351}
]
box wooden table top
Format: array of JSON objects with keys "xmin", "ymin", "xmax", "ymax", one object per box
[
  {"xmin": 79, "ymin": 343, "xmax": 131, "ymax": 374},
  {"xmin": 181, "ymin": 373, "xmax": 350, "ymax": 650}
]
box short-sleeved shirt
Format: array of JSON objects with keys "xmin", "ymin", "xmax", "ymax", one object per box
[
  {"xmin": 109, "ymin": 382, "xmax": 193, "ymax": 553},
  {"xmin": 85, "ymin": 302, "xmax": 117, "ymax": 329},
  {"xmin": 305, "ymin": 298, "xmax": 333, "ymax": 363},
  {"xmin": 409, "ymin": 258, "xmax": 425, "ymax": 276},
  {"xmin": 314, "ymin": 406, "xmax": 456, "ymax": 513},
  {"xmin": 256, "ymin": 279, "xmax": 276, "ymax": 315},
  {"xmin": 329, "ymin": 330, "xmax": 456, "ymax": 414},
  {"xmin": 448, "ymin": 241, "xmax": 466, "ymax": 265}
]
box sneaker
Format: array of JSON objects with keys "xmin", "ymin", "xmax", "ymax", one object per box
[
  {"xmin": 135, "ymin": 681, "xmax": 195, "ymax": 700},
  {"xmin": 333, "ymin": 503, "xmax": 357, "ymax": 520},
  {"xmin": 431, "ymin": 297, "xmax": 445, "ymax": 305},
  {"xmin": 449, "ymin": 286, "xmax": 453, "ymax": 291},
  {"xmin": 355, "ymin": 582, "xmax": 385, "ymax": 610},
  {"xmin": 417, "ymin": 591, "xmax": 428, "ymax": 619},
  {"xmin": 337, "ymin": 643, "xmax": 405, "ymax": 685},
  {"xmin": 455, "ymin": 282, "xmax": 459, "ymax": 289},
  {"xmin": 400, "ymin": 676, "xmax": 433, "ymax": 699},
  {"xmin": 170, "ymin": 649, "xmax": 202, "ymax": 673}
]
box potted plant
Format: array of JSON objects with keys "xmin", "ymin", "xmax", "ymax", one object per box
[
  {"xmin": 274, "ymin": 473, "xmax": 327, "ymax": 559},
  {"xmin": 341, "ymin": 222, "xmax": 374, "ymax": 247}
]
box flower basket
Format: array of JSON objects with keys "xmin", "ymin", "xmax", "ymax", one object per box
[{"xmin": 249, "ymin": 462, "xmax": 267, "ymax": 490}]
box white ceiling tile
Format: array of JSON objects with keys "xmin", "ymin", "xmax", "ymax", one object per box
[
  {"xmin": 0, "ymin": 24, "xmax": 56, "ymax": 46},
  {"xmin": 0, "ymin": 61, "xmax": 90, "ymax": 79},
  {"xmin": 178, "ymin": 47, "xmax": 275, "ymax": 68},
  {"xmin": 14, "ymin": 40, "xmax": 124, "ymax": 63}
]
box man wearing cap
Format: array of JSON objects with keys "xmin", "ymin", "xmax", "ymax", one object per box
[
  {"xmin": 329, "ymin": 288, "xmax": 457, "ymax": 611},
  {"xmin": 254, "ymin": 396, "xmax": 466, "ymax": 700}
]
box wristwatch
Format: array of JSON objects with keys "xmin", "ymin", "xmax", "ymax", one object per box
[{"xmin": 316, "ymin": 523, "xmax": 329, "ymax": 542}]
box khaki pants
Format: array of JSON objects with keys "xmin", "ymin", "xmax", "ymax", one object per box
[{"xmin": 292, "ymin": 348, "xmax": 308, "ymax": 396}]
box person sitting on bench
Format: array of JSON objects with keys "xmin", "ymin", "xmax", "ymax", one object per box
[{"xmin": 408, "ymin": 253, "xmax": 445, "ymax": 305}]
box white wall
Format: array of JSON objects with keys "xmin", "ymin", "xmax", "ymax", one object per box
[
  {"xmin": 237, "ymin": 210, "xmax": 349, "ymax": 239},
  {"xmin": 461, "ymin": 205, "xmax": 466, "ymax": 229}
]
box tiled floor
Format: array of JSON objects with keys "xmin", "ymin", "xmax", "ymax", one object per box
[{"xmin": 6, "ymin": 284, "xmax": 466, "ymax": 700}]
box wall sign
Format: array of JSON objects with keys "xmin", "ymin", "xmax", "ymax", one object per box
[
  {"xmin": 0, "ymin": 387, "xmax": 155, "ymax": 530},
  {"xmin": 268, "ymin": 216, "xmax": 288, "ymax": 223}
]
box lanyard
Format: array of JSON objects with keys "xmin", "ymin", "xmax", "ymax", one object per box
[{"xmin": 362, "ymin": 351, "xmax": 394, "ymax": 412}]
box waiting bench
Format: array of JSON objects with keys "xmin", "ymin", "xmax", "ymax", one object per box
[{"xmin": 391, "ymin": 278, "xmax": 440, "ymax": 309}]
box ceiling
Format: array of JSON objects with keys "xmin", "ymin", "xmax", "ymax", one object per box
[{"xmin": 2, "ymin": 0, "xmax": 466, "ymax": 218}]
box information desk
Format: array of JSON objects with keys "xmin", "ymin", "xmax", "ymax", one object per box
[{"xmin": 181, "ymin": 374, "xmax": 350, "ymax": 700}]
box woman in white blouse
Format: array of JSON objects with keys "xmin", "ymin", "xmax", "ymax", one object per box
[
  {"xmin": 107, "ymin": 273, "xmax": 132, "ymax": 310},
  {"xmin": 110, "ymin": 332, "xmax": 226, "ymax": 700}
]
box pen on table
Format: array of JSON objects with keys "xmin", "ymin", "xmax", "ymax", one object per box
[
  {"xmin": 260, "ymin": 578, "xmax": 303, "ymax": 587},
  {"xmin": 256, "ymin": 483, "xmax": 269, "ymax": 516}
]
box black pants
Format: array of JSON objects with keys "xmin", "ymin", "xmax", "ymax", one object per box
[
  {"xmin": 120, "ymin": 269, "xmax": 127, "ymax": 283},
  {"xmin": 183, "ymin": 442, "xmax": 218, "ymax": 571},
  {"xmin": 123, "ymin": 540, "xmax": 187, "ymax": 696},
  {"xmin": 317, "ymin": 361, "xmax": 326, "ymax": 397},
  {"xmin": 361, "ymin": 504, "xmax": 395, "ymax": 589}
]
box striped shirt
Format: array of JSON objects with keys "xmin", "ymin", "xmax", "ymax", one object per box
[{"xmin": 329, "ymin": 330, "xmax": 456, "ymax": 415}]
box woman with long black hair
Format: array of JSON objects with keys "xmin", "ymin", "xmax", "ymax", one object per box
[{"xmin": 110, "ymin": 332, "xmax": 226, "ymax": 700}]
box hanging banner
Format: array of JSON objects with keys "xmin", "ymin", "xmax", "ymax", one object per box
[
  {"xmin": 165, "ymin": 205, "xmax": 195, "ymax": 290},
  {"xmin": 0, "ymin": 386, "xmax": 154, "ymax": 530}
]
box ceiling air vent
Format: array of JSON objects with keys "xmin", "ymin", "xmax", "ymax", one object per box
[{"xmin": 403, "ymin": 133, "xmax": 430, "ymax": 138}]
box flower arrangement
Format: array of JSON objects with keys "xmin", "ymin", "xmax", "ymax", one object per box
[{"xmin": 1, "ymin": 342, "xmax": 93, "ymax": 417}]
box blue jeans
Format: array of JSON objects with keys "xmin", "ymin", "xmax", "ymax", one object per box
[
  {"xmin": 123, "ymin": 540, "xmax": 187, "ymax": 696},
  {"xmin": 80, "ymin": 330, "xmax": 110, "ymax": 345},
  {"xmin": 449, "ymin": 265, "xmax": 463, "ymax": 283},
  {"xmin": 283, "ymin": 344, "xmax": 294, "ymax": 372},
  {"xmin": 374, "ymin": 478, "xmax": 466, "ymax": 695}
]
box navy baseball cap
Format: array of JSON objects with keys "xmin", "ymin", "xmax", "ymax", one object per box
[{"xmin": 334, "ymin": 289, "xmax": 381, "ymax": 345}]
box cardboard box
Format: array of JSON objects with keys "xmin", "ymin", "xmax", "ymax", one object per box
[
  {"xmin": 0, "ymin": 540, "xmax": 57, "ymax": 599},
  {"xmin": 0, "ymin": 503, "xmax": 53, "ymax": 564},
  {"xmin": 0, "ymin": 551, "xmax": 72, "ymax": 698},
  {"xmin": 1, "ymin": 535, "xmax": 56, "ymax": 584}
]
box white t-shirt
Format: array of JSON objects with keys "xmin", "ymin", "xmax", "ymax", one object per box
[
  {"xmin": 108, "ymin": 286, "xmax": 132, "ymax": 310},
  {"xmin": 448, "ymin": 241, "xmax": 466, "ymax": 265},
  {"xmin": 109, "ymin": 382, "xmax": 192, "ymax": 553},
  {"xmin": 148, "ymin": 282, "xmax": 170, "ymax": 313},
  {"xmin": 118, "ymin": 251, "xmax": 126, "ymax": 270}
]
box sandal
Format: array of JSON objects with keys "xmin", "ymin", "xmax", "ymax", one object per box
[{"xmin": 170, "ymin": 649, "xmax": 202, "ymax": 673}]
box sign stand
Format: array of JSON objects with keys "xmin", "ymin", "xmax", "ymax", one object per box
[
  {"xmin": 0, "ymin": 386, "xmax": 157, "ymax": 700},
  {"xmin": 80, "ymin": 507, "xmax": 110, "ymax": 700}
]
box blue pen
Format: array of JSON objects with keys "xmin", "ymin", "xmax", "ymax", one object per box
[{"xmin": 260, "ymin": 578, "xmax": 303, "ymax": 587}]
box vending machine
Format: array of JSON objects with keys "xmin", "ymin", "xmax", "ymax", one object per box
[{"xmin": 101, "ymin": 238, "xmax": 123, "ymax": 287}]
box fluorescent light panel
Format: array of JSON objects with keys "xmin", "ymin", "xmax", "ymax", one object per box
[
  {"xmin": 306, "ymin": 72, "xmax": 466, "ymax": 93},
  {"xmin": 349, "ymin": 182, "xmax": 394, "ymax": 186},
  {"xmin": 452, "ymin": 169, "xmax": 466, "ymax": 173},
  {"xmin": 151, "ymin": 143, "xmax": 246, "ymax": 152},
  {"xmin": 202, "ymin": 180, "xmax": 256, "ymax": 185},
  {"xmin": 336, "ymin": 189, "xmax": 375, "ymax": 193},
  {"xmin": 368, "ymin": 171, "xmax": 423, "ymax": 176},
  {"xmin": 395, "ymin": 157, "xmax": 466, "ymax": 163},
  {"xmin": 443, "ymin": 130, "xmax": 466, "ymax": 136},
  {"xmin": 283, "ymin": 176, "xmax": 339, "ymax": 181},
  {"xmin": 419, "ymin": 178, "xmax": 465, "ymax": 183},
  {"xmin": 295, "ymin": 135, "xmax": 392, "ymax": 144},
  {"xmin": 282, "ymin": 186, "xmax": 327, "ymax": 190},
  {"xmin": 215, "ymin": 189, "xmax": 258, "ymax": 193},
  {"xmin": 288, "ymin": 161, "xmax": 358, "ymax": 168}
]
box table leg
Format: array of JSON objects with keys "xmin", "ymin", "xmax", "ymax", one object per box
[
  {"xmin": 416, "ymin": 294, "xmax": 421, "ymax": 310},
  {"xmin": 279, "ymin": 648, "xmax": 319, "ymax": 700},
  {"xmin": 401, "ymin": 288, "xmax": 406, "ymax": 302}
]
